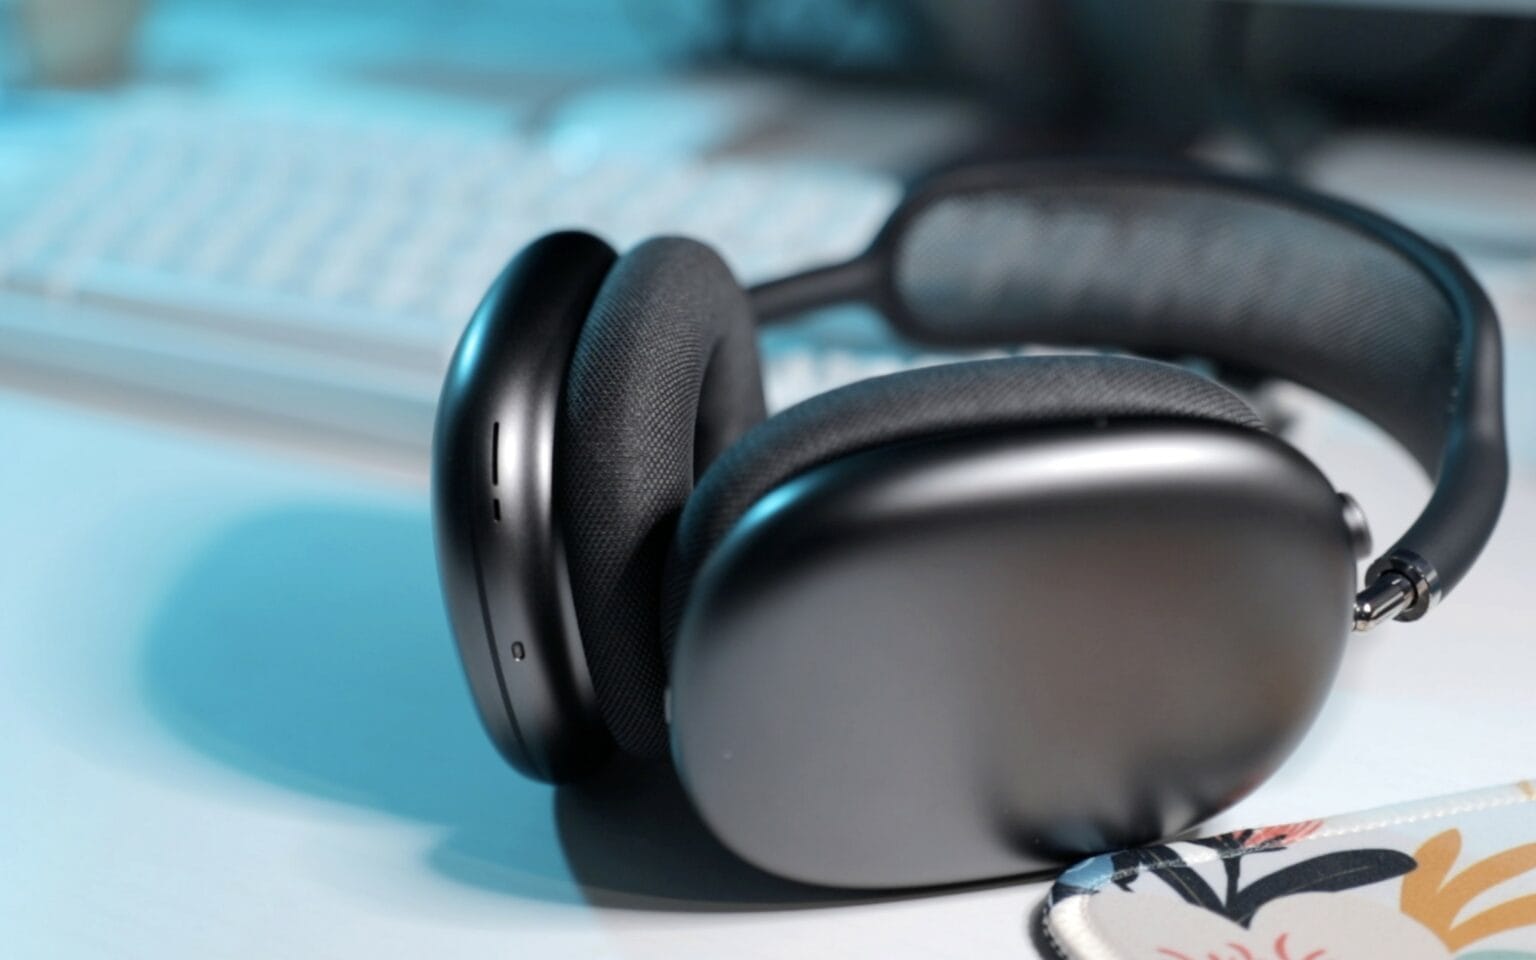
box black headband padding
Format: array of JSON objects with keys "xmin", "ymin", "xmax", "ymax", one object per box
[
  {"xmin": 560, "ymin": 237, "xmax": 766, "ymax": 759},
  {"xmin": 853, "ymin": 166, "xmax": 1505, "ymax": 602},
  {"xmin": 889, "ymin": 179, "xmax": 1461, "ymax": 473},
  {"xmin": 662, "ymin": 355, "xmax": 1263, "ymax": 655}
]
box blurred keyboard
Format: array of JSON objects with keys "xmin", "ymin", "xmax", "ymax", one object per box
[
  {"xmin": 0, "ymin": 95, "xmax": 906, "ymax": 475},
  {"xmin": 9, "ymin": 95, "xmax": 1529, "ymax": 480}
]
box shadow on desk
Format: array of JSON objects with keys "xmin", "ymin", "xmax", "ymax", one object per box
[{"xmin": 137, "ymin": 503, "xmax": 885, "ymax": 912}]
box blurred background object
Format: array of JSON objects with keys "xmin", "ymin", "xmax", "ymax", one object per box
[
  {"xmin": 11, "ymin": 0, "xmax": 148, "ymax": 86},
  {"xmin": 0, "ymin": 0, "xmax": 1533, "ymax": 478}
]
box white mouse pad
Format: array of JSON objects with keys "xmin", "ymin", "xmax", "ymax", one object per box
[{"xmin": 1042, "ymin": 780, "xmax": 1536, "ymax": 959}]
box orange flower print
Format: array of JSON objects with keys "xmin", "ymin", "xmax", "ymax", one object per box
[{"xmin": 1400, "ymin": 828, "xmax": 1536, "ymax": 952}]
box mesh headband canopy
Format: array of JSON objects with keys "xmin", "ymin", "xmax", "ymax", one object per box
[{"xmin": 749, "ymin": 163, "xmax": 1506, "ymax": 612}]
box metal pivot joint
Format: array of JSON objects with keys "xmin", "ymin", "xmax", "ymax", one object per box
[{"xmin": 1353, "ymin": 549, "xmax": 1442, "ymax": 631}]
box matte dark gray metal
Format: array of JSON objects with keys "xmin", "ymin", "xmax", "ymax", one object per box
[
  {"xmin": 670, "ymin": 422, "xmax": 1355, "ymax": 888},
  {"xmin": 433, "ymin": 231, "xmax": 617, "ymax": 782}
]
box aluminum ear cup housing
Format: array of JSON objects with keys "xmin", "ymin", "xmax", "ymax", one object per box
[
  {"xmin": 669, "ymin": 422, "xmax": 1356, "ymax": 888},
  {"xmin": 432, "ymin": 231, "xmax": 618, "ymax": 783}
]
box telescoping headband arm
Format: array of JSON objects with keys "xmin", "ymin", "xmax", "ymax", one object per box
[{"xmin": 749, "ymin": 161, "xmax": 1507, "ymax": 629}]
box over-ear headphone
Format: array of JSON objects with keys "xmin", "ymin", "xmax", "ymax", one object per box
[{"xmin": 432, "ymin": 161, "xmax": 1507, "ymax": 889}]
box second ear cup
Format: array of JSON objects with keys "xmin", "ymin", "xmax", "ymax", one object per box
[
  {"xmin": 662, "ymin": 355, "xmax": 1264, "ymax": 650},
  {"xmin": 559, "ymin": 237, "xmax": 767, "ymax": 759}
]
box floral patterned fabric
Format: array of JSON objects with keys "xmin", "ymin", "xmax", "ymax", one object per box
[{"xmin": 1043, "ymin": 781, "xmax": 1536, "ymax": 960}]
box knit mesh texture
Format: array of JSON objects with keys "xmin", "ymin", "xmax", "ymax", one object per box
[
  {"xmin": 887, "ymin": 176, "xmax": 1460, "ymax": 470},
  {"xmin": 559, "ymin": 237, "xmax": 766, "ymax": 758}
]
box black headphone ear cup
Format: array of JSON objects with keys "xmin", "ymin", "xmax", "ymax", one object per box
[
  {"xmin": 662, "ymin": 355, "xmax": 1264, "ymax": 650},
  {"xmin": 559, "ymin": 236, "xmax": 766, "ymax": 759}
]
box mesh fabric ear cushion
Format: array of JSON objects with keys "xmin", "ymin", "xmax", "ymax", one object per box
[
  {"xmin": 559, "ymin": 237, "xmax": 767, "ymax": 759},
  {"xmin": 661, "ymin": 354, "xmax": 1264, "ymax": 655}
]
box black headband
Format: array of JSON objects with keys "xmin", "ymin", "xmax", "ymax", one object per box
[{"xmin": 748, "ymin": 162, "xmax": 1507, "ymax": 627}]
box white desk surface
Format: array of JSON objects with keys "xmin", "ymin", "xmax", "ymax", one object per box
[
  {"xmin": 1, "ymin": 273, "xmax": 1533, "ymax": 958},
  {"xmin": 2, "ymin": 1, "xmax": 1534, "ymax": 954}
]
